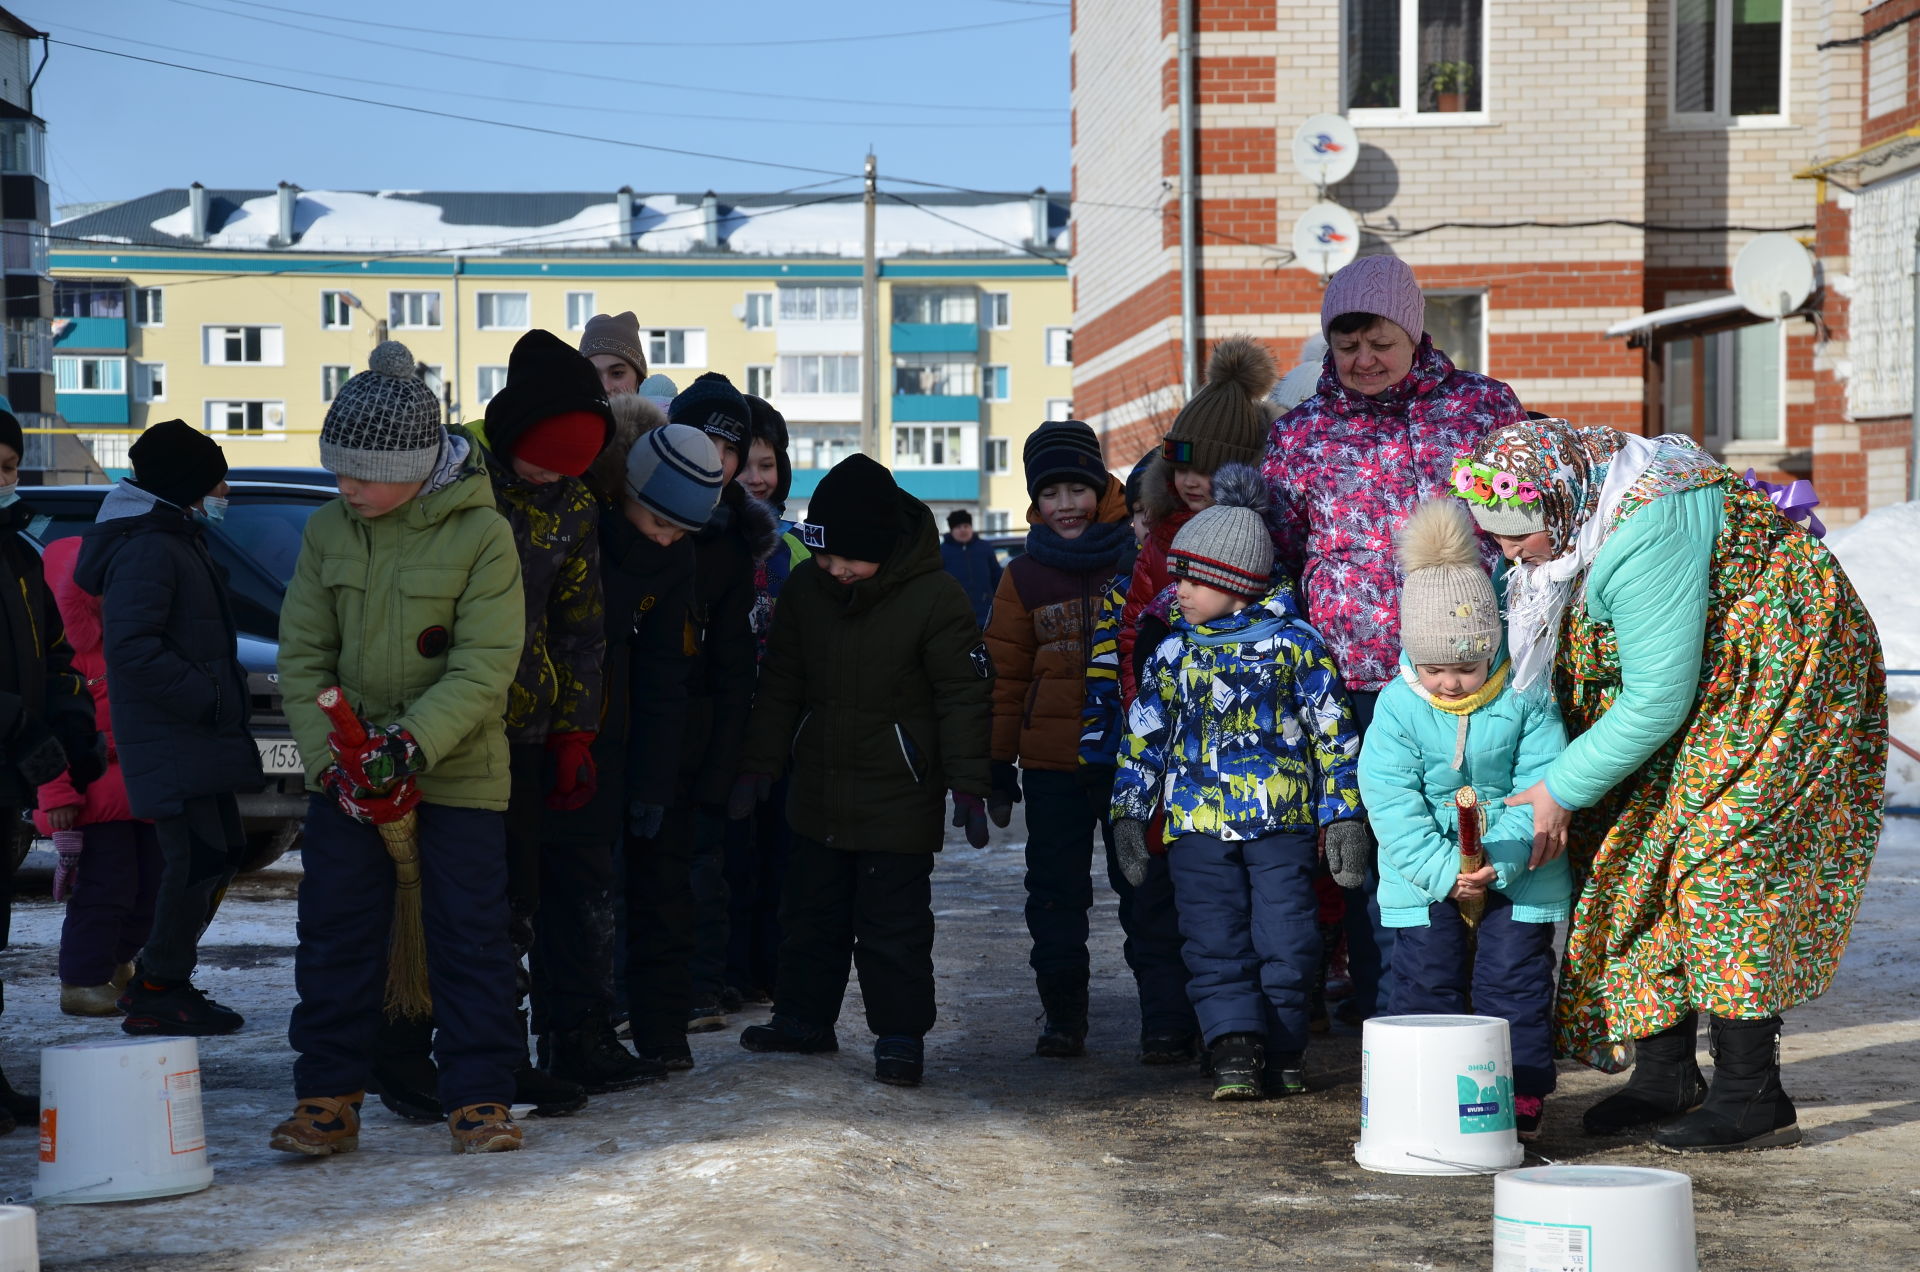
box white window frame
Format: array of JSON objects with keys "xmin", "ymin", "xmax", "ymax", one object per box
[
  {"xmin": 983, "ymin": 436, "xmax": 1010, "ymax": 474},
  {"xmin": 320, "ymin": 291, "xmax": 353, "ymax": 330},
  {"xmin": 1667, "ymin": 0, "xmax": 1790, "ymax": 129},
  {"xmin": 203, "ymin": 399, "xmax": 287, "ymax": 440},
  {"xmin": 780, "ymin": 353, "xmax": 862, "ymax": 396},
  {"xmin": 983, "ymin": 509, "xmax": 1012, "ymax": 532},
  {"xmin": 646, "ymin": 328, "xmax": 707, "ymax": 369},
  {"xmin": 744, "ymin": 292, "xmax": 775, "ymax": 329},
  {"xmin": 389, "ymin": 290, "xmax": 443, "ymax": 331},
  {"xmin": 1345, "ymin": 0, "xmax": 1491, "ymax": 128},
  {"xmin": 476, "ymin": 365, "xmax": 510, "ymax": 405},
  {"xmin": 1422, "ymin": 289, "xmax": 1487, "ymax": 375},
  {"xmin": 54, "ymin": 354, "xmax": 126, "ymax": 393},
  {"xmin": 321, "ymin": 364, "xmax": 351, "ymax": 403},
  {"xmin": 893, "ymin": 424, "xmax": 967, "ymax": 469},
  {"xmin": 778, "ymin": 284, "xmax": 861, "ymax": 322},
  {"xmin": 134, "ymin": 360, "xmax": 165, "ymax": 404},
  {"xmin": 745, "ymin": 364, "xmax": 775, "ymax": 398},
  {"xmin": 565, "ymin": 291, "xmax": 596, "ymax": 331},
  {"xmin": 474, "ymin": 291, "xmax": 531, "ymax": 332},
  {"xmin": 983, "ymin": 364, "xmax": 1011, "ymax": 402},
  {"xmin": 1, "ymin": 220, "xmax": 47, "ymax": 276},
  {"xmin": 201, "ymin": 324, "xmax": 285, "ymax": 367},
  {"xmin": 1045, "ymin": 398, "xmax": 1073, "ymax": 422},
  {"xmin": 1670, "ymin": 322, "xmax": 1785, "ymax": 452},
  {"xmin": 983, "ymin": 291, "xmax": 1011, "ymax": 329},
  {"xmin": 133, "ymin": 287, "xmax": 164, "ymax": 328},
  {"xmin": 1044, "ymin": 327, "xmax": 1073, "ymax": 367}
]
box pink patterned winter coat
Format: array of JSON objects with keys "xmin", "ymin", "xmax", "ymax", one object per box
[{"xmin": 1261, "ymin": 338, "xmax": 1526, "ymax": 693}]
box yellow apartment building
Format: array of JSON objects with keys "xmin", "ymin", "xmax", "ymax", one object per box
[{"xmin": 50, "ymin": 185, "xmax": 1075, "ymax": 525}]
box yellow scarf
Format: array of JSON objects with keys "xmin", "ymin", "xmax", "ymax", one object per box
[{"xmin": 1400, "ymin": 660, "xmax": 1510, "ymax": 771}]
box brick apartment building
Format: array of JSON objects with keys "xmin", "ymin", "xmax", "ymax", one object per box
[{"xmin": 1070, "ymin": 1, "xmax": 1910, "ymax": 528}]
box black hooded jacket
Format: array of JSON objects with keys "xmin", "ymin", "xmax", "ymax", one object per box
[{"xmin": 0, "ymin": 499, "xmax": 93, "ymax": 808}]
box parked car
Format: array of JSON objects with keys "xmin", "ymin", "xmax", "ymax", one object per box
[
  {"xmin": 224, "ymin": 467, "xmax": 338, "ymax": 489},
  {"xmin": 18, "ymin": 480, "xmax": 337, "ymax": 871},
  {"xmin": 983, "ymin": 532, "xmax": 1027, "ymax": 570}
]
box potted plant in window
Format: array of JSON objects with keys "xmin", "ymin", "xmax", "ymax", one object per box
[{"xmin": 1426, "ymin": 61, "xmax": 1475, "ymax": 113}]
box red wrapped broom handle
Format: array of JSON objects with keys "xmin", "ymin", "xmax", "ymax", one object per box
[{"xmin": 317, "ymin": 686, "xmax": 369, "ymax": 748}]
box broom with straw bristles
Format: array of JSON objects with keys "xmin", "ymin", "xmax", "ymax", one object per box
[{"xmin": 317, "ymin": 685, "xmax": 432, "ymax": 1018}]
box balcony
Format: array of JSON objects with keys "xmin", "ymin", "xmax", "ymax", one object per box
[
  {"xmin": 54, "ymin": 392, "xmax": 129, "ymax": 426},
  {"xmin": 891, "ymin": 323, "xmax": 979, "ymax": 355},
  {"xmin": 892, "ymin": 394, "xmax": 979, "ymax": 423},
  {"xmin": 52, "ymin": 316, "xmax": 127, "ymax": 351}
]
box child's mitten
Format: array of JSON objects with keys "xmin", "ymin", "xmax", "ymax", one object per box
[
  {"xmin": 988, "ymin": 761, "xmax": 1022, "ymax": 829},
  {"xmin": 329, "ymin": 723, "xmax": 421, "ymax": 792},
  {"xmin": 1113, "ymin": 818, "xmax": 1151, "ymax": 888},
  {"xmin": 323, "ymin": 766, "xmax": 422, "ymax": 826},
  {"xmin": 950, "ymin": 791, "xmax": 990, "ymax": 848},
  {"xmin": 545, "ymin": 732, "xmax": 598, "ymax": 811},
  {"xmin": 1322, "ymin": 819, "xmax": 1371, "ymax": 890},
  {"xmin": 51, "ymin": 829, "xmax": 83, "ymax": 903}
]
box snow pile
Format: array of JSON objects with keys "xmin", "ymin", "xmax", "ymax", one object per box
[
  {"xmin": 1827, "ymin": 500, "xmax": 1920, "ymax": 808},
  {"xmin": 151, "ymin": 190, "xmax": 641, "ymax": 256}
]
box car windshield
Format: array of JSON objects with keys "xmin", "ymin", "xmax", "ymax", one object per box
[{"xmin": 220, "ymin": 496, "xmax": 322, "ymax": 583}]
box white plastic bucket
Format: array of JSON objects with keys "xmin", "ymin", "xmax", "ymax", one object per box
[
  {"xmin": 1494, "ymin": 1165, "xmax": 1697, "ymax": 1272},
  {"xmin": 0, "ymin": 1206, "xmax": 36, "ymax": 1271},
  {"xmin": 37, "ymin": 1037, "xmax": 213, "ymax": 1205},
  {"xmin": 1355, "ymin": 1014, "xmax": 1523, "ymax": 1175}
]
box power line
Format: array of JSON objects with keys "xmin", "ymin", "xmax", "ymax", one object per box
[
  {"xmin": 878, "ymin": 190, "xmax": 1061, "ymax": 263},
  {"xmin": 151, "ymin": 0, "xmax": 1067, "ymax": 114},
  {"xmin": 204, "ymin": 0, "xmax": 1061, "ymax": 48}
]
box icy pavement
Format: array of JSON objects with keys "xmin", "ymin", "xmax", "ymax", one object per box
[{"xmin": 0, "ymin": 817, "xmax": 1915, "ymax": 1270}]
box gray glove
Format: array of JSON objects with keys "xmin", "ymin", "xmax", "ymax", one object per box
[
  {"xmin": 1114, "ymin": 818, "xmax": 1151, "ymax": 888},
  {"xmin": 1323, "ymin": 819, "xmax": 1372, "ymax": 891}
]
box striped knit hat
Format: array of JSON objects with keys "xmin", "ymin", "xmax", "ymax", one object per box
[
  {"xmin": 623, "ymin": 423, "xmax": 724, "ymax": 531},
  {"xmin": 1167, "ymin": 463, "xmax": 1273, "ymax": 598}
]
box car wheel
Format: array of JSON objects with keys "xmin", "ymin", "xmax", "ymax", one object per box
[{"xmin": 238, "ymin": 823, "xmax": 300, "ymax": 874}]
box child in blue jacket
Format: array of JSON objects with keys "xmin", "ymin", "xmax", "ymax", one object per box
[
  {"xmin": 1111, "ymin": 466, "xmax": 1364, "ymax": 1101},
  {"xmin": 1357, "ymin": 499, "xmax": 1569, "ymax": 1140}
]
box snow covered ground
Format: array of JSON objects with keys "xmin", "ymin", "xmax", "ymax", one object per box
[
  {"xmin": 0, "ymin": 815, "xmax": 1916, "ymax": 1271},
  {"xmin": 1827, "ymin": 500, "xmax": 1920, "ymax": 809}
]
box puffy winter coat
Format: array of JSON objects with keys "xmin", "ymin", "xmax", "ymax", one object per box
[
  {"xmin": 1078, "ymin": 575, "xmax": 1129, "ymax": 770},
  {"xmin": 1113, "ymin": 580, "xmax": 1361, "ymax": 841},
  {"xmin": 939, "ymin": 533, "xmax": 1002, "ymax": 625},
  {"xmin": 277, "ymin": 446, "xmax": 525, "ymax": 811},
  {"xmin": 74, "ymin": 483, "xmax": 261, "ymax": 819},
  {"xmin": 32, "ymin": 536, "xmax": 133, "ymax": 828},
  {"xmin": 1261, "ymin": 339, "xmax": 1526, "ymax": 692},
  {"xmin": 1357, "ymin": 653, "xmax": 1571, "ymax": 928},
  {"xmin": 741, "ymin": 489, "xmax": 992, "ymax": 854},
  {"xmin": 677, "ymin": 480, "xmax": 779, "ymax": 807},
  {"xmin": 1116, "ymin": 462, "xmax": 1194, "ymax": 708},
  {"xmin": 0, "ymin": 500, "xmax": 92, "ymax": 810}
]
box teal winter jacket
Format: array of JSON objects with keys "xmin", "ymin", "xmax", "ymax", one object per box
[{"xmin": 1358, "ymin": 652, "xmax": 1571, "ymax": 927}]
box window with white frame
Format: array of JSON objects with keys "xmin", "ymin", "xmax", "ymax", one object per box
[
  {"xmin": 565, "ymin": 291, "xmax": 596, "ymax": 331},
  {"xmin": 778, "ymin": 285, "xmax": 860, "ymax": 322},
  {"xmin": 1671, "ymin": 0, "xmax": 1785, "ymax": 123},
  {"xmin": 894, "ymin": 355, "xmax": 977, "ymax": 396},
  {"xmin": 1044, "ymin": 327, "xmax": 1073, "ymax": 366},
  {"xmin": 475, "ymin": 291, "xmax": 530, "ymax": 331},
  {"xmin": 646, "ymin": 328, "xmax": 706, "ymax": 368},
  {"xmin": 984, "ymin": 510, "xmax": 1012, "ymax": 532},
  {"xmin": 1045, "ymin": 398, "xmax": 1073, "ymax": 422},
  {"xmin": 744, "ymin": 292, "xmax": 775, "ymax": 329},
  {"xmin": 1423, "ymin": 291, "xmax": 1485, "ymax": 373},
  {"xmin": 418, "ymin": 366, "xmax": 447, "ymax": 404},
  {"xmin": 134, "ymin": 361, "xmax": 165, "ymax": 403},
  {"xmin": 780, "ymin": 354, "xmax": 860, "ymax": 395},
  {"xmin": 1661, "ymin": 322, "xmax": 1782, "ymax": 448},
  {"xmin": 790, "ymin": 421, "xmax": 861, "ymax": 470},
  {"xmin": 54, "ymin": 355, "xmax": 125, "ymax": 393},
  {"xmin": 983, "ymin": 291, "xmax": 1011, "ymax": 329},
  {"xmin": 894, "ymin": 287, "xmax": 977, "ymax": 325},
  {"xmin": 0, "ymin": 118, "xmax": 44, "ymax": 179},
  {"xmin": 1344, "ymin": 0, "xmax": 1486, "ymax": 119},
  {"xmin": 477, "ymin": 365, "xmax": 509, "ymax": 405},
  {"xmin": 894, "ymin": 424, "xmax": 966, "ymax": 468},
  {"xmin": 320, "ymin": 291, "xmax": 352, "ymax": 330},
  {"xmin": 4, "ymin": 317, "xmax": 47, "ymax": 373},
  {"xmin": 746, "ymin": 364, "xmax": 774, "ymax": 397},
  {"xmin": 205, "ymin": 399, "xmax": 286, "ymax": 437},
  {"xmin": 203, "ymin": 325, "xmax": 284, "ymax": 366},
  {"xmin": 321, "ymin": 365, "xmax": 351, "ymax": 402},
  {"xmin": 983, "ymin": 437, "xmax": 1010, "ymax": 474},
  {"xmin": 134, "ymin": 287, "xmax": 164, "ymax": 327},
  {"xmin": 983, "ymin": 365, "xmax": 1011, "ymax": 401},
  {"xmin": 389, "ymin": 290, "xmax": 442, "ymax": 330},
  {"xmin": 1, "ymin": 221, "xmax": 47, "ymax": 275}
]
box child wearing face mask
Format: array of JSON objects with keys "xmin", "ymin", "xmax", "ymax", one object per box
[
  {"xmin": 1111, "ymin": 465, "xmax": 1363, "ymax": 1103},
  {"xmin": 1356, "ymin": 499, "xmax": 1568, "ymax": 1140}
]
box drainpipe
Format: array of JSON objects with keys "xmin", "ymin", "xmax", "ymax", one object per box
[{"xmin": 1177, "ymin": 0, "xmax": 1199, "ymax": 398}]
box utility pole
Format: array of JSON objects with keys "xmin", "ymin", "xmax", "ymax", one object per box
[{"xmin": 862, "ymin": 151, "xmax": 880, "ymax": 460}]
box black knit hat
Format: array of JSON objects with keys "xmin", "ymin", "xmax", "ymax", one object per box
[
  {"xmin": 668, "ymin": 372, "xmax": 751, "ymax": 459},
  {"xmin": 1023, "ymin": 419, "xmax": 1107, "ymax": 499},
  {"xmin": 744, "ymin": 394, "xmax": 792, "ymax": 507},
  {"xmin": 799, "ymin": 453, "xmax": 901, "ymax": 564},
  {"xmin": 0, "ymin": 404, "xmax": 20, "ymax": 460},
  {"xmin": 129, "ymin": 418, "xmax": 228, "ymax": 508},
  {"xmin": 484, "ymin": 329, "xmax": 613, "ymax": 462}
]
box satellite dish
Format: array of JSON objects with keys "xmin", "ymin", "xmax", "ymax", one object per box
[
  {"xmin": 1732, "ymin": 233, "xmax": 1815, "ymax": 318},
  {"xmin": 1291, "ymin": 114, "xmax": 1360, "ymax": 187},
  {"xmin": 1292, "ymin": 202, "xmax": 1361, "ymax": 276}
]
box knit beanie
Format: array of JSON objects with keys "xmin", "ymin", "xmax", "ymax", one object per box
[
  {"xmin": 484, "ymin": 329, "xmax": 612, "ymax": 469},
  {"xmin": 1022, "ymin": 419, "xmax": 1107, "ymax": 499},
  {"xmin": 578, "ymin": 311, "xmax": 648, "ymax": 381},
  {"xmin": 799, "ymin": 453, "xmax": 901, "ymax": 564},
  {"xmin": 745, "ymin": 394, "xmax": 793, "ymax": 507},
  {"xmin": 320, "ymin": 341, "xmax": 444, "ymax": 483},
  {"xmin": 1395, "ymin": 499, "xmax": 1501, "ymax": 665},
  {"xmin": 1167, "ymin": 464, "xmax": 1273, "ymax": 599},
  {"xmin": 128, "ymin": 418, "xmax": 228, "ymax": 508},
  {"xmin": 668, "ymin": 372, "xmax": 751, "ymax": 459},
  {"xmin": 623, "ymin": 423, "xmax": 724, "ymax": 531},
  {"xmin": 1321, "ymin": 255, "xmax": 1425, "ymax": 343},
  {"xmin": 1162, "ymin": 337, "xmax": 1274, "ymax": 474},
  {"xmin": 0, "ymin": 401, "xmax": 20, "ymax": 460},
  {"xmin": 1124, "ymin": 447, "xmax": 1155, "ymax": 512},
  {"xmin": 638, "ymin": 373, "xmax": 679, "ymax": 404}
]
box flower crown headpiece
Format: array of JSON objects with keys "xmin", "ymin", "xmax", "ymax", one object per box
[{"xmin": 1451, "ymin": 458, "xmax": 1541, "ymax": 510}]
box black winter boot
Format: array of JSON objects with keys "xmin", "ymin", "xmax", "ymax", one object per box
[
  {"xmin": 1034, "ymin": 975, "xmax": 1089, "ymax": 1058},
  {"xmin": 1209, "ymin": 1033, "xmax": 1266, "ymax": 1101},
  {"xmin": 513, "ymin": 1064, "xmax": 588, "ymax": 1117},
  {"xmin": 119, "ymin": 976, "xmax": 243, "ymax": 1037},
  {"xmin": 548, "ymin": 1014, "xmax": 668, "ymax": 1092},
  {"xmin": 1139, "ymin": 1032, "xmax": 1198, "ymax": 1065},
  {"xmin": 739, "ymin": 1014, "xmax": 839, "ymax": 1055},
  {"xmin": 873, "ymin": 1035, "xmax": 924, "ymax": 1087},
  {"xmin": 1262, "ymin": 1049, "xmax": 1306, "ymax": 1097},
  {"xmin": 370, "ymin": 1052, "xmax": 443, "ymax": 1123},
  {"xmin": 1582, "ymin": 1012, "xmax": 1708, "ymax": 1136},
  {"xmin": 1654, "ymin": 1015, "xmax": 1800, "ymax": 1153}
]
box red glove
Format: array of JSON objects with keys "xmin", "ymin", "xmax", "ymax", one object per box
[
  {"xmin": 546, "ymin": 732, "xmax": 598, "ymax": 811},
  {"xmin": 328, "ymin": 724, "xmax": 421, "ymax": 792},
  {"xmin": 324, "ymin": 767, "xmax": 422, "ymax": 826}
]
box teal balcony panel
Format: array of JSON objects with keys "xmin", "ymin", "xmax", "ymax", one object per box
[
  {"xmin": 891, "ymin": 394, "xmax": 979, "ymax": 423},
  {"xmin": 890, "ymin": 323, "xmax": 979, "ymax": 354},
  {"xmin": 53, "ymin": 317, "xmax": 127, "ymax": 350},
  {"xmin": 54, "ymin": 393, "xmax": 130, "ymax": 425}
]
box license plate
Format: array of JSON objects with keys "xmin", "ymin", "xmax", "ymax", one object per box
[{"xmin": 256, "ymin": 739, "xmax": 304, "ymax": 775}]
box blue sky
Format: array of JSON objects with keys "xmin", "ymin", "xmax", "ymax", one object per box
[{"xmin": 20, "ymin": 0, "xmax": 1071, "ymax": 213}]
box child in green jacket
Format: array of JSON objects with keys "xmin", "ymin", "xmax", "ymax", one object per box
[{"xmin": 270, "ymin": 342, "xmax": 528, "ymax": 1158}]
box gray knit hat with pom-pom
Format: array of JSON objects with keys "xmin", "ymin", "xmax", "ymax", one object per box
[
  {"xmin": 1396, "ymin": 499, "xmax": 1501, "ymax": 666},
  {"xmin": 1168, "ymin": 463, "xmax": 1274, "ymax": 598},
  {"xmin": 320, "ymin": 340, "xmax": 445, "ymax": 482}
]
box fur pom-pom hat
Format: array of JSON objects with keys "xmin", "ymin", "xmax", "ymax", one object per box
[
  {"xmin": 1160, "ymin": 337, "xmax": 1277, "ymax": 475},
  {"xmin": 1395, "ymin": 499, "xmax": 1501, "ymax": 666},
  {"xmin": 1168, "ymin": 462, "xmax": 1275, "ymax": 599}
]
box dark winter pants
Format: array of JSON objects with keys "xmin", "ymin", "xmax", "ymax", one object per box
[
  {"xmin": 1166, "ymin": 830, "xmax": 1321, "ymax": 1053},
  {"xmin": 688, "ymin": 808, "xmax": 731, "ymax": 1005},
  {"xmin": 138, "ymin": 792, "xmax": 244, "ymax": 983},
  {"xmin": 529, "ymin": 741, "xmax": 627, "ymax": 1035},
  {"xmin": 773, "ymin": 835, "xmax": 936, "ymax": 1040},
  {"xmin": 1388, "ymin": 893, "xmax": 1558, "ymax": 1098},
  {"xmin": 59, "ymin": 819, "xmax": 162, "ymax": 985},
  {"xmin": 1024, "ymin": 769, "xmax": 1193, "ymax": 1037},
  {"xmin": 624, "ymin": 803, "xmax": 701, "ymax": 1055},
  {"xmin": 1345, "ymin": 689, "xmax": 1396, "ymax": 1017},
  {"xmin": 724, "ymin": 777, "xmax": 792, "ymax": 997},
  {"xmin": 289, "ymin": 795, "xmax": 521, "ymax": 1111}
]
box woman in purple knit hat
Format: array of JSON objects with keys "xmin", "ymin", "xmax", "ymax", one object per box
[{"xmin": 1260, "ymin": 254, "xmax": 1528, "ymax": 1022}]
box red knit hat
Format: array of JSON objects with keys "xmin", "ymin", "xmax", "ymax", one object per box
[{"xmin": 512, "ymin": 410, "xmax": 606, "ymax": 477}]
